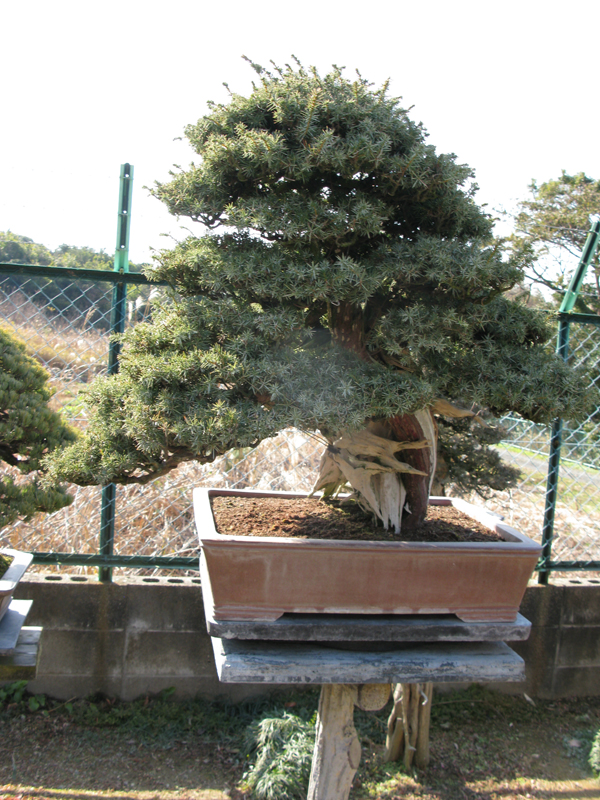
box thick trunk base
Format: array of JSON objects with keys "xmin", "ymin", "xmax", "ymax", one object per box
[{"xmin": 312, "ymin": 411, "xmax": 437, "ymax": 534}]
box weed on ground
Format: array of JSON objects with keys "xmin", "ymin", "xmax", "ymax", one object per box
[{"xmin": 1, "ymin": 684, "xmax": 599, "ymax": 799}]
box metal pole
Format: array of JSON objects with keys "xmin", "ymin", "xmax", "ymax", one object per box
[
  {"xmin": 559, "ymin": 218, "xmax": 600, "ymax": 314},
  {"xmin": 538, "ymin": 318, "xmax": 569, "ymax": 585},
  {"xmin": 99, "ymin": 163, "xmax": 133, "ymax": 582},
  {"xmin": 538, "ymin": 218, "xmax": 600, "ymax": 585}
]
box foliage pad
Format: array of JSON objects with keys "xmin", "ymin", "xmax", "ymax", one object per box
[{"xmin": 46, "ymin": 61, "xmax": 592, "ymax": 492}]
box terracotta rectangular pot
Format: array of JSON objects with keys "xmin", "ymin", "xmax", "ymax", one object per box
[
  {"xmin": 194, "ymin": 489, "xmax": 541, "ymax": 623},
  {"xmin": 0, "ymin": 548, "xmax": 33, "ymax": 624}
]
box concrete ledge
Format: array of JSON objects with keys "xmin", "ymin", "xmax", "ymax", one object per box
[
  {"xmin": 9, "ymin": 573, "xmax": 600, "ymax": 701},
  {"xmin": 12, "ymin": 574, "xmax": 261, "ymax": 701}
]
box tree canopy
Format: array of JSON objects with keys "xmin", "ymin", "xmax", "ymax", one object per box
[
  {"xmin": 509, "ymin": 172, "xmax": 600, "ymax": 313},
  {"xmin": 44, "ymin": 61, "xmax": 592, "ymax": 528}
]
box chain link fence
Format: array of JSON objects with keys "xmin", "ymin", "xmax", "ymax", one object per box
[
  {"xmin": 463, "ymin": 319, "xmax": 600, "ymax": 573},
  {"xmin": 0, "ymin": 266, "xmax": 326, "ymax": 574},
  {"xmin": 0, "ymin": 264, "xmax": 599, "ymax": 577}
]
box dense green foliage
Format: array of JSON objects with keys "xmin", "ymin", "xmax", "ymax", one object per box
[
  {"xmin": 0, "ymin": 328, "xmax": 76, "ymax": 527},
  {"xmin": 509, "ymin": 172, "xmax": 600, "ymax": 312},
  {"xmin": 45, "ymin": 61, "xmax": 592, "ymax": 488},
  {"xmin": 433, "ymin": 415, "xmax": 520, "ymax": 497},
  {"xmin": 243, "ymin": 712, "xmax": 315, "ymax": 799}
]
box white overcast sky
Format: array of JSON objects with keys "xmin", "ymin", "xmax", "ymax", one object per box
[{"xmin": 2, "ymin": 0, "xmax": 599, "ymax": 265}]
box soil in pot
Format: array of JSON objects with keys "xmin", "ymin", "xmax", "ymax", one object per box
[{"xmin": 211, "ymin": 496, "xmax": 504, "ymax": 543}]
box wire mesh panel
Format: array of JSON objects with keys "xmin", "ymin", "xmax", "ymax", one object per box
[
  {"xmin": 0, "ymin": 273, "xmax": 110, "ymax": 562},
  {"xmin": 460, "ymin": 321, "xmax": 600, "ymax": 570},
  {"xmin": 0, "ymin": 271, "xmax": 150, "ymax": 566},
  {"xmin": 0, "ymin": 273, "xmax": 112, "ymax": 426},
  {"xmin": 551, "ymin": 321, "xmax": 600, "ymax": 565},
  {"xmin": 111, "ymin": 429, "xmax": 325, "ymax": 567},
  {"xmin": 455, "ymin": 415, "xmax": 551, "ymax": 547},
  {"xmin": 1, "ymin": 264, "xmax": 599, "ymax": 575}
]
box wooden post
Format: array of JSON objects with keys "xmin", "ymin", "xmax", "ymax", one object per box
[
  {"xmin": 307, "ymin": 684, "xmax": 360, "ymax": 800},
  {"xmin": 384, "ymin": 682, "xmax": 433, "ymax": 768},
  {"xmin": 308, "ymin": 683, "xmax": 390, "ymax": 800}
]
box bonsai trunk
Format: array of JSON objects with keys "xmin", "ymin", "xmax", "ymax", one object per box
[
  {"xmin": 320, "ymin": 305, "xmax": 437, "ymax": 533},
  {"xmin": 312, "ymin": 409, "xmax": 437, "ymax": 534},
  {"xmin": 388, "ymin": 411, "xmax": 437, "ymax": 532}
]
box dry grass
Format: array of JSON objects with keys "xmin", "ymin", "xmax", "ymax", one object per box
[{"xmin": 0, "ymin": 689, "xmax": 598, "ymax": 799}]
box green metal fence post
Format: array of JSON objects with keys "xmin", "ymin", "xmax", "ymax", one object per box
[
  {"xmin": 538, "ymin": 218, "xmax": 600, "ymax": 585},
  {"xmin": 539, "ymin": 319, "xmax": 569, "ymax": 585},
  {"xmin": 99, "ymin": 163, "xmax": 133, "ymax": 582}
]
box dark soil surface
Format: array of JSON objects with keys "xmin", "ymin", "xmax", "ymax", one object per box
[{"xmin": 211, "ymin": 496, "xmax": 504, "ymax": 543}]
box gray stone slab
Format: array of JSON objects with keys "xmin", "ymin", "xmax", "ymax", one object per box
[
  {"xmin": 211, "ymin": 637, "xmax": 525, "ymax": 684},
  {"xmin": 0, "ymin": 599, "xmax": 33, "ymax": 654},
  {"xmin": 0, "ymin": 626, "xmax": 42, "ymax": 680},
  {"xmin": 201, "ymin": 561, "xmax": 531, "ymax": 642},
  {"xmin": 207, "ymin": 611, "xmax": 532, "ymax": 643}
]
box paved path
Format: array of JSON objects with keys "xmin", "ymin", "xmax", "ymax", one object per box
[{"xmin": 497, "ymin": 447, "xmax": 600, "ymax": 488}]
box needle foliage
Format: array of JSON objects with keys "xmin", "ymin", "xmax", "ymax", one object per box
[
  {"xmin": 0, "ymin": 329, "xmax": 76, "ymax": 527},
  {"xmin": 45, "ymin": 60, "xmax": 592, "ymax": 489}
]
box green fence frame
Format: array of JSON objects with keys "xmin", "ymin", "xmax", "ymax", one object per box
[
  {"xmin": 1, "ymin": 233, "xmax": 600, "ymax": 578},
  {"xmin": 0, "ymin": 259, "xmax": 197, "ymax": 574},
  {"xmin": 538, "ymin": 219, "xmax": 600, "ymax": 583}
]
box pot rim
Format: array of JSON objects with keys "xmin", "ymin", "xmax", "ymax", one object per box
[
  {"xmin": 194, "ymin": 488, "xmax": 542, "ymax": 555},
  {"xmin": 0, "ymin": 548, "xmax": 33, "ymax": 595}
]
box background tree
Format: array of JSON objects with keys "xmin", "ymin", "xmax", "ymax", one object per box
[
  {"xmin": 508, "ymin": 172, "xmax": 600, "ymax": 313},
  {"xmin": 0, "ymin": 232, "xmax": 53, "ymax": 266},
  {"xmin": 0, "ymin": 328, "xmax": 76, "ymax": 528},
  {"xmin": 45, "ymin": 61, "xmax": 591, "ymax": 532},
  {"xmin": 0, "ymin": 232, "xmax": 150, "ymax": 329}
]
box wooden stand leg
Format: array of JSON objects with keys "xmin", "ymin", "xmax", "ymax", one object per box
[
  {"xmin": 308, "ymin": 684, "xmax": 361, "ymax": 800},
  {"xmin": 308, "ymin": 683, "xmax": 390, "ymax": 800},
  {"xmin": 415, "ymin": 682, "xmax": 433, "ymax": 768},
  {"xmin": 384, "ymin": 682, "xmax": 433, "ymax": 769}
]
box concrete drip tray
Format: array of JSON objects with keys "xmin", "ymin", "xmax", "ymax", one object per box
[{"xmin": 207, "ymin": 610, "xmax": 532, "ymax": 643}]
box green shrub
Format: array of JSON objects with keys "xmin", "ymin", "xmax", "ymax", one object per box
[
  {"xmin": 0, "ymin": 328, "xmax": 76, "ymax": 528},
  {"xmin": 590, "ymin": 728, "xmax": 600, "ymax": 775},
  {"xmin": 243, "ymin": 711, "xmax": 315, "ymax": 800}
]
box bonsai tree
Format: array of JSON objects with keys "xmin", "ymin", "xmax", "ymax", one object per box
[
  {"xmin": 45, "ymin": 60, "xmax": 590, "ymax": 532},
  {"xmin": 0, "ymin": 328, "xmax": 76, "ymax": 530}
]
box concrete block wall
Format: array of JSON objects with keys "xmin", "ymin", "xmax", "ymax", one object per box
[
  {"xmin": 13, "ymin": 574, "xmax": 263, "ymax": 702},
  {"xmin": 12, "ymin": 572, "xmax": 600, "ymax": 701},
  {"xmin": 511, "ymin": 576, "xmax": 600, "ymax": 698}
]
